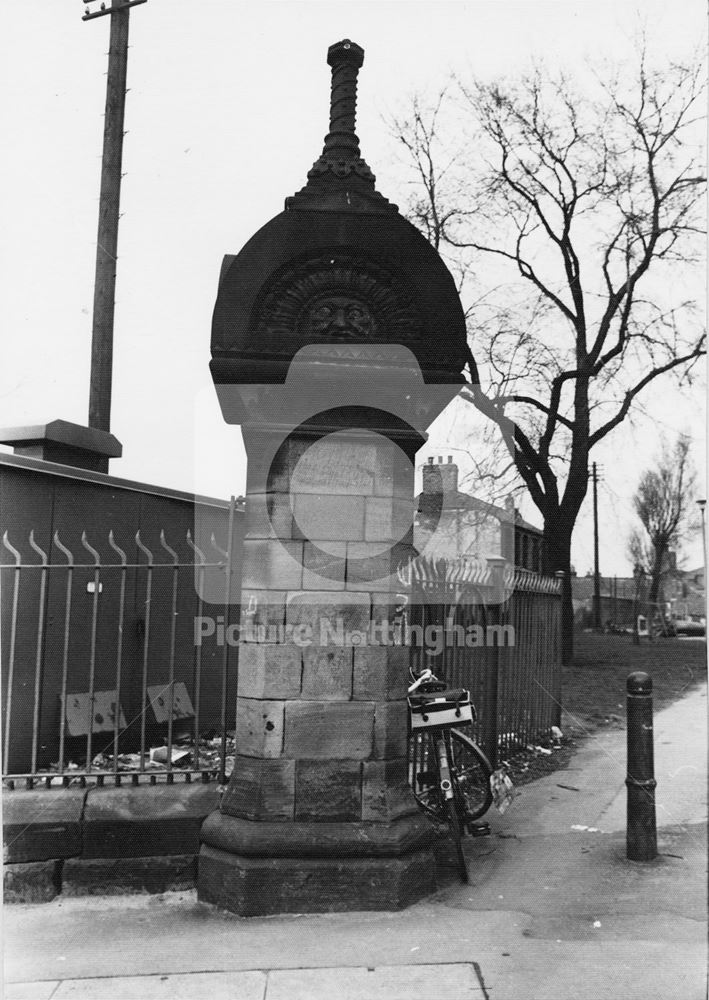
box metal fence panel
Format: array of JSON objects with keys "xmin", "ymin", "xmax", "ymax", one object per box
[
  {"xmin": 407, "ymin": 558, "xmax": 562, "ymax": 764},
  {"xmin": 1, "ymin": 503, "xmax": 239, "ymax": 787}
]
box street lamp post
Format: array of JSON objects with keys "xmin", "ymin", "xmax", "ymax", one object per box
[
  {"xmin": 698, "ymin": 500, "xmax": 706, "ymax": 633},
  {"xmin": 633, "ymin": 562, "xmax": 645, "ymax": 646},
  {"xmin": 697, "ymin": 499, "xmax": 706, "ymax": 581}
]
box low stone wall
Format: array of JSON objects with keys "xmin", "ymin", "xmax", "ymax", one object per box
[{"xmin": 3, "ymin": 782, "xmax": 220, "ymax": 902}]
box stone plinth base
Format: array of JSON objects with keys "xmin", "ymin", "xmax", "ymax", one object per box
[
  {"xmin": 198, "ymin": 843, "xmax": 436, "ymax": 915},
  {"xmin": 197, "ymin": 810, "xmax": 438, "ymax": 915}
]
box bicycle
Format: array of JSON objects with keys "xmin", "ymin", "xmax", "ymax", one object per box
[{"xmin": 408, "ymin": 666, "xmax": 494, "ymax": 883}]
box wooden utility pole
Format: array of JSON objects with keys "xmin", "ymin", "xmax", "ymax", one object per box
[
  {"xmin": 84, "ymin": 0, "xmax": 147, "ymax": 432},
  {"xmin": 592, "ymin": 462, "xmax": 602, "ymax": 629}
]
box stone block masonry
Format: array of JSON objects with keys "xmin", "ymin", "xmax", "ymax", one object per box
[{"xmin": 200, "ymin": 35, "xmax": 469, "ymax": 914}]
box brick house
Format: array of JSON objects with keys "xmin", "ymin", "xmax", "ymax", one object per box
[{"xmin": 414, "ymin": 456, "xmax": 544, "ymax": 571}]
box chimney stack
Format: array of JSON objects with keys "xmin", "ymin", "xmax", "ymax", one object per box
[{"xmin": 422, "ymin": 454, "xmax": 459, "ymax": 496}]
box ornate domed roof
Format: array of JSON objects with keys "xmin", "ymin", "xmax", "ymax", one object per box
[{"xmin": 210, "ymin": 40, "xmax": 469, "ymax": 388}]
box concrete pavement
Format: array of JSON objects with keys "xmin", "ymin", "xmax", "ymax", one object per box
[{"xmin": 3, "ymin": 682, "xmax": 706, "ymax": 1000}]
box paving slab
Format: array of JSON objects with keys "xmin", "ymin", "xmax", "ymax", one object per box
[
  {"xmin": 4, "ymin": 984, "xmax": 60, "ymax": 1000},
  {"xmin": 3, "ymin": 683, "xmax": 706, "ymax": 1000},
  {"xmin": 506, "ymin": 682, "xmax": 707, "ymax": 837},
  {"xmin": 264, "ymin": 963, "xmax": 483, "ymax": 999},
  {"xmin": 51, "ymin": 971, "xmax": 267, "ymax": 999}
]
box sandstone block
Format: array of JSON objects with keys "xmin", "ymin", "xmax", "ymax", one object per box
[
  {"xmin": 239, "ymin": 590, "xmax": 287, "ymax": 638},
  {"xmin": 285, "ymin": 591, "xmax": 371, "ymax": 636},
  {"xmin": 301, "ymin": 645, "xmax": 353, "ymax": 700},
  {"xmin": 294, "ymin": 759, "xmax": 362, "ymax": 821},
  {"xmin": 284, "ymin": 702, "xmax": 374, "ymax": 759},
  {"xmin": 3, "ymin": 861, "xmax": 58, "ymax": 903},
  {"xmin": 3, "ymin": 786, "xmax": 85, "ymax": 863},
  {"xmin": 353, "ymin": 645, "xmax": 409, "ymax": 701},
  {"xmin": 236, "ymin": 699, "xmax": 285, "ymax": 758},
  {"xmin": 373, "ymin": 701, "xmax": 409, "ymax": 760},
  {"xmin": 244, "ymin": 492, "xmax": 297, "ymax": 540},
  {"xmin": 237, "ymin": 644, "xmax": 302, "ymax": 699},
  {"xmin": 345, "ymin": 542, "xmax": 401, "ymax": 592},
  {"xmin": 81, "ymin": 783, "xmax": 219, "ymax": 858},
  {"xmin": 221, "ymin": 756, "xmax": 295, "ymax": 821},
  {"xmin": 198, "ymin": 843, "xmax": 437, "ymax": 915},
  {"xmin": 364, "ymin": 496, "xmax": 415, "ymax": 542},
  {"xmin": 62, "ymin": 855, "xmax": 196, "ymax": 896},
  {"xmin": 241, "ymin": 539, "xmax": 303, "ymax": 590},
  {"xmin": 362, "ymin": 759, "xmax": 419, "ymax": 822},
  {"xmin": 302, "ymin": 541, "xmax": 347, "ymax": 590},
  {"xmin": 292, "ymin": 493, "xmax": 365, "ymax": 541},
  {"xmin": 289, "ymin": 436, "xmax": 379, "ymax": 496}
]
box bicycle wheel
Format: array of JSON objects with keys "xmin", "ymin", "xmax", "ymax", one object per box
[
  {"xmin": 448, "ymin": 727, "xmax": 493, "ymax": 822},
  {"xmin": 408, "ymin": 730, "xmax": 447, "ymax": 822}
]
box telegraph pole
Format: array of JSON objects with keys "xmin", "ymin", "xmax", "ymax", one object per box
[
  {"xmin": 592, "ymin": 462, "xmax": 602, "ymax": 629},
  {"xmin": 83, "ymin": 0, "xmax": 147, "ymax": 432}
]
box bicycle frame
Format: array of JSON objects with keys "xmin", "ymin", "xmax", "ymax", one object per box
[{"xmin": 435, "ymin": 731, "xmax": 454, "ymax": 802}]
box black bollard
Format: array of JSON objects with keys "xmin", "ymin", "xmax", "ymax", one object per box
[{"xmin": 626, "ymin": 671, "xmax": 657, "ymax": 861}]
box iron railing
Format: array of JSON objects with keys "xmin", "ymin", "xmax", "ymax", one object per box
[
  {"xmin": 3, "ymin": 528, "xmax": 561, "ymax": 790},
  {"xmin": 1, "ymin": 500, "xmax": 238, "ymax": 789},
  {"xmin": 405, "ymin": 556, "xmax": 563, "ymax": 766}
]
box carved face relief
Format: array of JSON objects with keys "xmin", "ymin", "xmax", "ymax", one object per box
[
  {"xmin": 305, "ymin": 295, "xmax": 375, "ymax": 341},
  {"xmin": 249, "ymin": 255, "xmax": 423, "ymax": 353}
]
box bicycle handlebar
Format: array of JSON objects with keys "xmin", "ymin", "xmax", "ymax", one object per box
[{"xmin": 407, "ymin": 669, "xmax": 435, "ymax": 694}]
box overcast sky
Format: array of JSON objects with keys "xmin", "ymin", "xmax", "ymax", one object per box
[{"xmin": 1, "ymin": 0, "xmax": 705, "ymax": 576}]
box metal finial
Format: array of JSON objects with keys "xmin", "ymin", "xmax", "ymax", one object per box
[{"xmin": 287, "ymin": 39, "xmax": 395, "ymax": 211}]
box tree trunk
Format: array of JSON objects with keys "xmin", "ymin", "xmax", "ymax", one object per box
[
  {"xmin": 542, "ymin": 515, "xmax": 575, "ymax": 665},
  {"xmin": 648, "ymin": 544, "xmax": 665, "ymax": 606}
]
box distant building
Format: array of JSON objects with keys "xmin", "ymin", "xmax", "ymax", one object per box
[
  {"xmin": 571, "ymin": 575, "xmax": 637, "ymax": 628},
  {"xmin": 571, "ymin": 558, "xmax": 706, "ymax": 629},
  {"xmin": 663, "ymin": 563, "xmax": 706, "ymax": 620},
  {"xmin": 414, "ymin": 455, "xmax": 544, "ymax": 571}
]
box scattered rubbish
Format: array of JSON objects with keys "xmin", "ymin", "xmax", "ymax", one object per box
[
  {"xmin": 556, "ymin": 783, "xmax": 580, "ymax": 792},
  {"xmin": 490, "ymin": 769, "xmax": 516, "ymax": 814},
  {"xmin": 535, "ymin": 746, "xmax": 552, "ymax": 755},
  {"xmin": 43, "ymin": 732, "xmax": 237, "ymax": 777},
  {"xmin": 571, "ymin": 824, "xmax": 601, "ymax": 832},
  {"xmin": 551, "ymin": 726, "xmax": 563, "ymax": 740},
  {"xmin": 410, "ymin": 946, "xmax": 419, "ymax": 952},
  {"xmin": 150, "ymin": 746, "xmax": 192, "ymax": 766},
  {"xmin": 593, "ymin": 921, "xmax": 602, "ymax": 928}
]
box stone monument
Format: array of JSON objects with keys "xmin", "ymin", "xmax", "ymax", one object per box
[{"xmin": 198, "ymin": 39, "xmax": 470, "ymax": 915}]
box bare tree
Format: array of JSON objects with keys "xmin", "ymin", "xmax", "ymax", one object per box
[
  {"xmin": 390, "ymin": 47, "xmax": 706, "ymax": 661},
  {"xmin": 629, "ymin": 435, "xmax": 696, "ymax": 605}
]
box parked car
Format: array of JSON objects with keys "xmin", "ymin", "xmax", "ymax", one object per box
[{"xmin": 672, "ymin": 616, "xmax": 706, "ymax": 637}]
